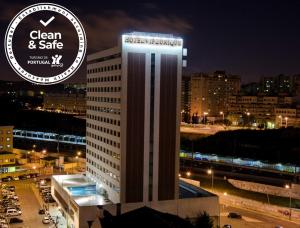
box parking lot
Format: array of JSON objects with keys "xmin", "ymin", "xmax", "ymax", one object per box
[
  {"xmin": 10, "ymin": 180, "xmax": 48, "ymax": 228},
  {"xmin": 0, "ymin": 175, "xmax": 64, "ymax": 228}
]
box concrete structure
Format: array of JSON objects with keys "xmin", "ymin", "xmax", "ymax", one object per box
[
  {"xmin": 52, "ymin": 32, "xmax": 219, "ymax": 228},
  {"xmin": 0, "ymin": 126, "xmax": 13, "ymax": 152},
  {"xmin": 43, "ymin": 93, "xmax": 86, "ymax": 115},
  {"xmin": 190, "ymin": 71, "xmax": 240, "ymax": 120}
]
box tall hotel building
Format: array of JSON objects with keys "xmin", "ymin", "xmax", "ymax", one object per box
[{"xmin": 86, "ymin": 32, "xmax": 184, "ymax": 204}]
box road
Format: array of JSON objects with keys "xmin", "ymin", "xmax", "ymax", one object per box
[
  {"xmin": 221, "ymin": 205, "xmax": 299, "ymax": 228},
  {"xmin": 6, "ymin": 180, "xmax": 48, "ymax": 228}
]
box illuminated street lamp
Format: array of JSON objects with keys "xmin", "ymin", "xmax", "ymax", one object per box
[
  {"xmin": 181, "ymin": 110, "xmax": 185, "ymax": 122},
  {"xmin": 42, "ymin": 149, "xmax": 47, "ymax": 155},
  {"xmin": 186, "ymin": 171, "xmax": 191, "ymax": 177},
  {"xmin": 278, "ymin": 115, "xmax": 283, "ymax": 127},
  {"xmin": 77, "ymin": 151, "xmax": 82, "ymax": 156},
  {"xmin": 223, "ymin": 192, "xmax": 227, "ymax": 196},
  {"xmin": 220, "ymin": 111, "xmax": 224, "ymax": 122},
  {"xmin": 285, "ymin": 117, "xmax": 288, "ymax": 128},
  {"xmin": 207, "ymin": 169, "xmax": 214, "ymax": 191},
  {"xmin": 285, "ymin": 184, "xmax": 292, "ymax": 220},
  {"xmin": 203, "ymin": 112, "xmax": 208, "ymax": 125},
  {"xmin": 26, "ymin": 151, "xmax": 31, "ymax": 162},
  {"xmin": 75, "ymin": 156, "xmax": 79, "ymax": 168},
  {"xmin": 178, "ymin": 173, "xmax": 181, "ymax": 177}
]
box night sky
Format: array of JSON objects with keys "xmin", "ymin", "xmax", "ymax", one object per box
[{"xmin": 1, "ymin": 0, "xmax": 300, "ymax": 83}]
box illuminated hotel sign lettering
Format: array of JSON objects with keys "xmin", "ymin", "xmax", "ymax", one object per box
[{"xmin": 124, "ymin": 36, "xmax": 182, "ymax": 47}]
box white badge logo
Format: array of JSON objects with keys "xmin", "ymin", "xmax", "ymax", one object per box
[{"xmin": 4, "ymin": 3, "xmax": 87, "ymax": 85}]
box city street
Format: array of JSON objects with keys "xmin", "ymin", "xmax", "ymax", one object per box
[
  {"xmin": 7, "ymin": 180, "xmax": 48, "ymax": 228},
  {"xmin": 221, "ymin": 205, "xmax": 298, "ymax": 228}
]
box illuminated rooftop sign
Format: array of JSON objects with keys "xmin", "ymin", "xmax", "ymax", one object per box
[{"xmin": 123, "ymin": 35, "xmax": 182, "ymax": 47}]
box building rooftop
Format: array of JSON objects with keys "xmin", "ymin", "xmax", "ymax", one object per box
[
  {"xmin": 52, "ymin": 175, "xmax": 111, "ymax": 207},
  {"xmin": 179, "ymin": 180, "xmax": 215, "ymax": 199}
]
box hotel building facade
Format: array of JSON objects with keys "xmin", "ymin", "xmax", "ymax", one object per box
[{"xmin": 86, "ymin": 32, "xmax": 184, "ymax": 204}]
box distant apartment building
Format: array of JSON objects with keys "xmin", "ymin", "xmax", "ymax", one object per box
[
  {"xmin": 0, "ymin": 126, "xmax": 13, "ymax": 152},
  {"xmin": 43, "ymin": 93, "xmax": 86, "ymax": 115},
  {"xmin": 261, "ymin": 74, "xmax": 293, "ymax": 95},
  {"xmin": 293, "ymin": 74, "xmax": 300, "ymax": 96},
  {"xmin": 190, "ymin": 71, "xmax": 240, "ymax": 120},
  {"xmin": 227, "ymin": 95, "xmax": 294, "ymax": 127}
]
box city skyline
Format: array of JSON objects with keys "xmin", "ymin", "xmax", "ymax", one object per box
[{"xmin": 1, "ymin": 0, "xmax": 300, "ymax": 83}]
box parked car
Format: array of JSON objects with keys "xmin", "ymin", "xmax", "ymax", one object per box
[
  {"xmin": 228, "ymin": 212, "xmax": 242, "ymax": 219},
  {"xmin": 13, "ymin": 176, "xmax": 19, "ymax": 181},
  {"xmin": 42, "ymin": 216, "xmax": 50, "ymax": 224},
  {"xmin": 223, "ymin": 225, "xmax": 232, "ymax": 228},
  {"xmin": 30, "ymin": 173, "xmax": 39, "ymax": 178},
  {"xmin": 6, "ymin": 176, "xmax": 13, "ymax": 181},
  {"xmin": 6, "ymin": 208, "xmax": 21, "ymax": 217},
  {"xmin": 9, "ymin": 217, "xmax": 23, "ymax": 224},
  {"xmin": 1, "ymin": 178, "xmax": 10, "ymax": 182},
  {"xmin": 7, "ymin": 186, "xmax": 15, "ymax": 191},
  {"xmin": 18, "ymin": 175, "xmax": 27, "ymax": 180},
  {"xmin": 8, "ymin": 195, "xmax": 18, "ymax": 201}
]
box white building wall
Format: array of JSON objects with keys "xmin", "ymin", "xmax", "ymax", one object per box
[{"xmin": 86, "ymin": 47, "xmax": 122, "ymax": 203}]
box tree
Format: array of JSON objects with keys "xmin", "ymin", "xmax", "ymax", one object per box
[{"xmin": 194, "ymin": 211, "xmax": 214, "ymax": 228}]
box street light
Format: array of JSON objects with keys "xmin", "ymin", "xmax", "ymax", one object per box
[
  {"xmin": 278, "ymin": 115, "xmax": 283, "ymax": 127},
  {"xmin": 42, "ymin": 149, "xmax": 47, "ymax": 155},
  {"xmin": 181, "ymin": 110, "xmax": 185, "ymax": 123},
  {"xmin": 207, "ymin": 169, "xmax": 214, "ymax": 192},
  {"xmin": 220, "ymin": 111, "xmax": 224, "ymax": 122},
  {"xmin": 75, "ymin": 156, "xmax": 79, "ymax": 168},
  {"xmin": 285, "ymin": 184, "xmax": 292, "ymax": 220},
  {"xmin": 77, "ymin": 151, "xmax": 82, "ymax": 156},
  {"xmin": 285, "ymin": 117, "xmax": 288, "ymax": 128},
  {"xmin": 203, "ymin": 112, "xmax": 208, "ymax": 125},
  {"xmin": 26, "ymin": 151, "xmax": 30, "ymax": 162},
  {"xmin": 186, "ymin": 171, "xmax": 191, "ymax": 177}
]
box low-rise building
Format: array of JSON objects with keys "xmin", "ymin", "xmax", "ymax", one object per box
[
  {"xmin": 227, "ymin": 95, "xmax": 295, "ymax": 127},
  {"xmin": 0, "ymin": 126, "xmax": 13, "ymax": 152}
]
